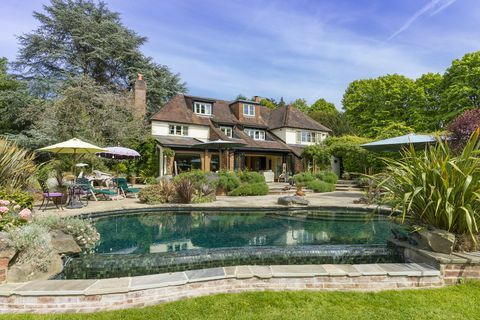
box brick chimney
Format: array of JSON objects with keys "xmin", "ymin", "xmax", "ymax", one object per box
[
  {"xmin": 133, "ymin": 73, "xmax": 147, "ymax": 117},
  {"xmin": 253, "ymin": 96, "xmax": 262, "ymax": 103}
]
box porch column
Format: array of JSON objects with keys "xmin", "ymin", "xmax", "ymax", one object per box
[
  {"xmin": 204, "ymin": 150, "xmax": 211, "ymax": 172},
  {"xmin": 158, "ymin": 146, "xmax": 164, "ymax": 177}
]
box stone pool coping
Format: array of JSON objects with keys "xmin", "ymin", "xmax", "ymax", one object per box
[{"xmin": 0, "ymin": 263, "xmax": 442, "ymax": 313}]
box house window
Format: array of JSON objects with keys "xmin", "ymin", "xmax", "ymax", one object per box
[
  {"xmin": 220, "ymin": 126, "xmax": 233, "ymax": 138},
  {"xmin": 244, "ymin": 128, "xmax": 265, "ymax": 140},
  {"xmin": 296, "ymin": 130, "xmax": 318, "ymax": 143},
  {"xmin": 194, "ymin": 102, "xmax": 212, "ymax": 116},
  {"xmin": 169, "ymin": 124, "xmax": 188, "ymax": 136},
  {"xmin": 243, "ymin": 104, "xmax": 255, "ymax": 116}
]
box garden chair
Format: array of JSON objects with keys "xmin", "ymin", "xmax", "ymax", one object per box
[
  {"xmin": 77, "ymin": 177, "xmax": 119, "ymax": 201},
  {"xmin": 39, "ymin": 180, "xmax": 65, "ymax": 211},
  {"xmin": 114, "ymin": 177, "xmax": 140, "ymax": 198}
]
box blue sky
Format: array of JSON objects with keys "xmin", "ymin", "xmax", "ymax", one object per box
[{"xmin": 0, "ymin": 0, "xmax": 479, "ymax": 108}]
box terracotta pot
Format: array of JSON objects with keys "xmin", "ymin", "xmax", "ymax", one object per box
[
  {"xmin": 130, "ymin": 176, "xmax": 137, "ymax": 185},
  {"xmin": 296, "ymin": 191, "xmax": 305, "ymax": 196}
]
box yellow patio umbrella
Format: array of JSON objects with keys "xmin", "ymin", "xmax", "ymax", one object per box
[
  {"xmin": 37, "ymin": 138, "xmax": 107, "ymax": 209},
  {"xmin": 37, "ymin": 138, "xmax": 107, "ymax": 176}
]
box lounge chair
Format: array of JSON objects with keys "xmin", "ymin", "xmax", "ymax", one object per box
[
  {"xmin": 114, "ymin": 177, "xmax": 140, "ymax": 198},
  {"xmin": 77, "ymin": 177, "xmax": 118, "ymax": 201},
  {"xmin": 39, "ymin": 180, "xmax": 65, "ymax": 211}
]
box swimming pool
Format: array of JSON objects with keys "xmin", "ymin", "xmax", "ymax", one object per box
[{"xmin": 61, "ymin": 209, "xmax": 402, "ymax": 279}]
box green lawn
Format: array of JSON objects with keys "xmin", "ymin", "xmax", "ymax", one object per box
[{"xmin": 3, "ymin": 282, "xmax": 480, "ymax": 320}]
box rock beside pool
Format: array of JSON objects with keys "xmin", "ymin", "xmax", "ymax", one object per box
[
  {"xmin": 277, "ymin": 196, "xmax": 309, "ymax": 206},
  {"xmin": 414, "ymin": 228, "xmax": 455, "ymax": 254},
  {"xmin": 50, "ymin": 230, "xmax": 81, "ymax": 254},
  {"xmin": 7, "ymin": 254, "xmax": 63, "ymax": 283}
]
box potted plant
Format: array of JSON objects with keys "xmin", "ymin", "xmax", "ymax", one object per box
[{"xmin": 295, "ymin": 184, "xmax": 305, "ymax": 196}]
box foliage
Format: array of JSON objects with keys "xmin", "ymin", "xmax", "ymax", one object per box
[
  {"xmin": 36, "ymin": 76, "xmax": 146, "ymax": 146},
  {"xmin": 235, "ymin": 94, "xmax": 247, "ymax": 100},
  {"xmin": 14, "ymin": 0, "xmax": 185, "ymax": 115},
  {"xmin": 374, "ymin": 122, "xmax": 414, "ymax": 140},
  {"xmin": 306, "ymin": 180, "xmax": 335, "ymax": 193},
  {"xmin": 228, "ymin": 182, "xmax": 269, "ymax": 196},
  {"xmin": 0, "ymin": 189, "xmax": 34, "ymax": 209},
  {"xmin": 309, "ymin": 98, "xmax": 337, "ymax": 115},
  {"xmin": 375, "ymin": 131, "xmax": 480, "ymax": 242},
  {"xmin": 293, "ymin": 172, "xmax": 315, "ymax": 184},
  {"xmin": 259, "ymin": 98, "xmax": 277, "ymax": 110},
  {"xmin": 237, "ymin": 171, "xmax": 265, "ymax": 184},
  {"xmin": 35, "ymin": 216, "xmax": 100, "ymax": 251},
  {"xmin": 217, "ymin": 171, "xmax": 241, "ymax": 192},
  {"xmin": 447, "ymin": 109, "xmax": 480, "ymax": 152},
  {"xmin": 309, "ymin": 111, "xmax": 355, "ymax": 136},
  {"xmin": 174, "ymin": 176, "xmax": 196, "ymax": 203},
  {"xmin": 343, "ymin": 74, "xmax": 424, "ymax": 138},
  {"xmin": 441, "ymin": 51, "xmax": 480, "ymax": 123},
  {"xmin": 415, "ymin": 72, "xmax": 443, "ymax": 130},
  {"xmin": 0, "ymin": 198, "xmax": 31, "ymax": 231},
  {"xmin": 6, "ymin": 224, "xmax": 54, "ymax": 272},
  {"xmin": 326, "ymin": 135, "xmax": 383, "ymax": 174},
  {"xmin": 290, "ymin": 98, "xmax": 309, "ymax": 113},
  {"xmin": 174, "ymin": 170, "xmax": 208, "ymax": 188},
  {"xmin": 144, "ymin": 177, "xmax": 158, "ymax": 185},
  {"xmin": 138, "ymin": 179, "xmax": 176, "ymax": 204},
  {"xmin": 302, "ymin": 144, "xmax": 331, "ymax": 170},
  {"xmin": 0, "ymin": 138, "xmax": 37, "ymax": 190},
  {"xmin": 315, "ymin": 171, "xmax": 339, "ymax": 184},
  {"xmin": 127, "ymin": 137, "xmax": 159, "ymax": 178}
]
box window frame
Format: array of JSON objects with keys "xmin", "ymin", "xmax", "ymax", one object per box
[
  {"xmin": 242, "ymin": 103, "xmax": 255, "ymax": 117},
  {"xmin": 220, "ymin": 126, "xmax": 233, "ymax": 138},
  {"xmin": 244, "ymin": 128, "xmax": 266, "ymax": 141},
  {"xmin": 296, "ymin": 130, "xmax": 319, "ymax": 143},
  {"xmin": 169, "ymin": 124, "xmax": 189, "ymax": 136},
  {"xmin": 193, "ymin": 101, "xmax": 212, "ymax": 116}
]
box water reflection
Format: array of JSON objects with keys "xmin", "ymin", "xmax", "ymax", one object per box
[{"xmin": 94, "ymin": 211, "xmax": 395, "ymax": 255}]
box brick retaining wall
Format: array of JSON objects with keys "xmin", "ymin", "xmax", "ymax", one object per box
[{"xmin": 0, "ymin": 263, "xmax": 443, "ymax": 314}]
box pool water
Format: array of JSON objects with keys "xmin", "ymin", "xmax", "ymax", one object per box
[{"xmin": 61, "ymin": 210, "xmax": 402, "ymax": 279}]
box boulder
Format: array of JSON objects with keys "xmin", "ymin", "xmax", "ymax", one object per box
[
  {"xmin": 414, "ymin": 228, "xmax": 455, "ymax": 254},
  {"xmin": 50, "ymin": 230, "xmax": 81, "ymax": 254},
  {"xmin": 0, "ymin": 233, "xmax": 16, "ymax": 261},
  {"xmin": 277, "ymin": 196, "xmax": 309, "ymax": 206},
  {"xmin": 7, "ymin": 254, "xmax": 63, "ymax": 283}
]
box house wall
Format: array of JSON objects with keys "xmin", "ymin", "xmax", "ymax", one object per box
[
  {"xmin": 151, "ymin": 121, "xmax": 210, "ymax": 140},
  {"xmin": 272, "ymin": 128, "xmax": 328, "ymax": 145}
]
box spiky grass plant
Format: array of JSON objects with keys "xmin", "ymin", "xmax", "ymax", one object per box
[
  {"xmin": 377, "ymin": 130, "xmax": 480, "ymax": 242},
  {"xmin": 0, "ymin": 139, "xmax": 37, "ymax": 190}
]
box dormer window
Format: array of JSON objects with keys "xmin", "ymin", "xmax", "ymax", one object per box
[
  {"xmin": 194, "ymin": 102, "xmax": 212, "ymax": 116},
  {"xmin": 243, "ymin": 104, "xmax": 255, "ymax": 117},
  {"xmin": 220, "ymin": 126, "xmax": 233, "ymax": 138},
  {"xmin": 244, "ymin": 128, "xmax": 265, "ymax": 140}
]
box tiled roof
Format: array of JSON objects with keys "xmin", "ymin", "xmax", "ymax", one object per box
[
  {"xmin": 153, "ymin": 136, "xmax": 203, "ymax": 147},
  {"xmin": 269, "ymin": 105, "xmax": 332, "ymax": 132},
  {"xmin": 150, "ymin": 95, "xmax": 210, "ymax": 126}
]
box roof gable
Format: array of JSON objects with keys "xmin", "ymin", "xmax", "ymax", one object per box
[{"xmin": 269, "ymin": 105, "xmax": 332, "ymax": 132}]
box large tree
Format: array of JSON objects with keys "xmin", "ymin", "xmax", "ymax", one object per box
[
  {"xmin": 309, "ymin": 111, "xmax": 355, "ymax": 137},
  {"xmin": 441, "ymin": 51, "xmax": 480, "ymax": 123},
  {"xmin": 309, "ymin": 98, "xmax": 337, "ymax": 115},
  {"xmin": 14, "ymin": 0, "xmax": 185, "ymax": 114},
  {"xmin": 0, "ymin": 58, "xmax": 43, "ymax": 141},
  {"xmin": 290, "ymin": 98, "xmax": 309, "ymax": 112},
  {"xmin": 415, "ymin": 72, "xmax": 443, "ymax": 131},
  {"xmin": 342, "ymin": 74, "xmax": 423, "ymax": 138}
]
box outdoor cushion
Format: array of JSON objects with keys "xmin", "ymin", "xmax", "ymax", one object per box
[{"xmin": 43, "ymin": 192, "xmax": 63, "ymax": 197}]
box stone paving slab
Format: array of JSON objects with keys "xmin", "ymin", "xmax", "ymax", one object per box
[
  {"xmin": 84, "ymin": 277, "xmax": 131, "ymax": 295},
  {"xmin": 223, "ymin": 266, "xmax": 236, "ymax": 278},
  {"xmin": 452, "ymin": 252, "xmax": 480, "ymax": 263},
  {"xmin": 271, "ymin": 265, "xmax": 328, "ymax": 277},
  {"xmin": 0, "ymin": 283, "xmax": 27, "ymax": 297},
  {"xmin": 185, "ymin": 267, "xmax": 225, "ymax": 282},
  {"xmin": 378, "ymin": 263, "xmax": 440, "ymax": 277},
  {"xmin": 130, "ymin": 272, "xmax": 188, "ymax": 290},
  {"xmin": 249, "ymin": 266, "xmax": 272, "ymax": 279},
  {"xmin": 15, "ymin": 280, "xmax": 97, "ymax": 296},
  {"xmin": 353, "ymin": 264, "xmax": 387, "ymax": 276},
  {"xmin": 235, "ymin": 266, "xmax": 253, "ymax": 279}
]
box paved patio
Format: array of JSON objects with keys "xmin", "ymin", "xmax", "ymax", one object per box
[{"xmin": 33, "ymin": 191, "xmax": 378, "ymax": 218}]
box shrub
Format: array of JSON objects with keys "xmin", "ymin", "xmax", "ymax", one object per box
[
  {"xmin": 315, "ymin": 171, "xmax": 339, "ymax": 184},
  {"xmin": 35, "ymin": 216, "xmax": 100, "ymax": 251},
  {"xmin": 138, "ymin": 184, "xmax": 165, "ymax": 204},
  {"xmin": 144, "ymin": 176, "xmax": 158, "ymax": 185},
  {"xmin": 306, "ymin": 180, "xmax": 336, "ymax": 193},
  {"xmin": 0, "ymin": 139, "xmax": 37, "ymax": 190},
  {"xmin": 237, "ymin": 171, "xmax": 265, "ymax": 183},
  {"xmin": 448, "ymin": 109, "xmax": 480, "ymax": 152},
  {"xmin": 375, "ymin": 130, "xmax": 480, "ymax": 246},
  {"xmin": 175, "ymin": 176, "xmax": 195, "ymax": 203},
  {"xmin": 229, "ymin": 182, "xmax": 269, "ymax": 196},
  {"xmin": 0, "ymin": 188, "xmax": 34, "ymax": 209},
  {"xmin": 174, "ymin": 170, "xmax": 207, "ymax": 188},
  {"xmin": 7, "ymin": 224, "xmax": 54, "ymax": 271},
  {"xmin": 293, "ymin": 172, "xmax": 315, "ymax": 184},
  {"xmin": 217, "ymin": 171, "xmax": 241, "ymax": 192}
]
